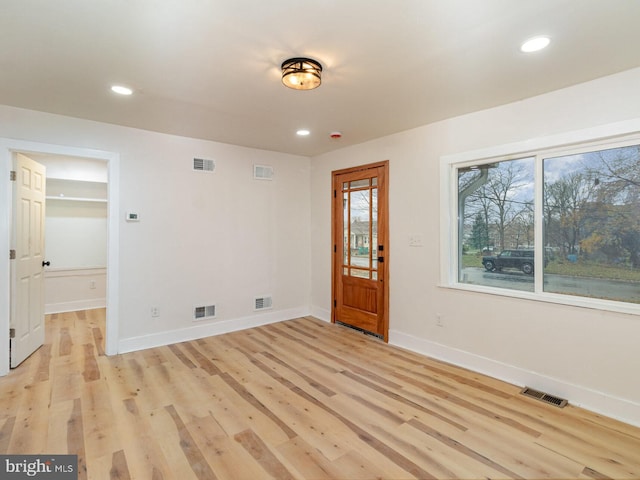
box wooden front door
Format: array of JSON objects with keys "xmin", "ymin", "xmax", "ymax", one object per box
[{"xmin": 332, "ymin": 161, "xmax": 389, "ymax": 341}]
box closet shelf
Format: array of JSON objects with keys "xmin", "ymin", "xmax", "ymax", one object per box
[
  {"xmin": 46, "ymin": 196, "xmax": 107, "ymax": 203},
  {"xmin": 46, "ymin": 176, "xmax": 107, "ymax": 184},
  {"xmin": 46, "ymin": 178, "xmax": 107, "ymax": 203}
]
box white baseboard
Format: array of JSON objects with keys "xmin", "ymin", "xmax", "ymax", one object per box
[
  {"xmin": 45, "ymin": 298, "xmax": 106, "ymax": 314},
  {"xmin": 389, "ymin": 329, "xmax": 640, "ymax": 428},
  {"xmin": 310, "ymin": 305, "xmax": 331, "ymax": 322},
  {"xmin": 118, "ymin": 306, "xmax": 311, "ymax": 354}
]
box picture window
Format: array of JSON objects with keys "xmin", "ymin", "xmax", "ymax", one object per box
[{"xmin": 444, "ymin": 128, "xmax": 640, "ymax": 314}]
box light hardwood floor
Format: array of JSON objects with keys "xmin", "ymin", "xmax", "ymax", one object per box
[{"xmin": 2, "ymin": 309, "xmax": 640, "ymax": 479}]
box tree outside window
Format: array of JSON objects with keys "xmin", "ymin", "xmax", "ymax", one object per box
[{"xmin": 543, "ymin": 144, "xmax": 640, "ymax": 303}]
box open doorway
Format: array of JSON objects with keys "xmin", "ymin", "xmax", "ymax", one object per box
[
  {"xmin": 0, "ymin": 138, "xmax": 119, "ymax": 376},
  {"xmin": 34, "ymin": 153, "xmax": 108, "ymax": 317}
]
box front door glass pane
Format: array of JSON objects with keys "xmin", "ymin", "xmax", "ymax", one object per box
[
  {"xmin": 351, "ymin": 268, "xmax": 369, "ymax": 279},
  {"xmin": 350, "ymin": 189, "xmax": 371, "ymax": 276},
  {"xmin": 371, "ymin": 187, "xmax": 378, "ymax": 266},
  {"xmin": 341, "ymin": 176, "xmax": 379, "ymax": 280},
  {"xmin": 350, "ymin": 179, "xmax": 370, "ymax": 189},
  {"xmin": 343, "ymin": 192, "xmax": 349, "ymax": 264}
]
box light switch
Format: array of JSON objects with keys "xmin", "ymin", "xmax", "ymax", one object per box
[
  {"xmin": 126, "ymin": 212, "xmax": 140, "ymax": 222},
  {"xmin": 409, "ymin": 235, "xmax": 424, "ymax": 247}
]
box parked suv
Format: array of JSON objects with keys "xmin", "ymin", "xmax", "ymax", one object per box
[{"xmin": 482, "ymin": 249, "xmax": 540, "ymax": 275}]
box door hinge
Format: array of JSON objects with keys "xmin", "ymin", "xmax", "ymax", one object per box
[
  {"xmin": 334, "ymin": 299, "xmax": 337, "ymax": 308},
  {"xmin": 10, "ymin": 170, "xmax": 16, "ymax": 181},
  {"xmin": 9, "ymin": 249, "xmax": 16, "ymax": 260},
  {"xmin": 9, "ymin": 328, "xmax": 15, "ymax": 339},
  {"xmin": 334, "ymin": 189, "xmax": 337, "ymax": 198},
  {"xmin": 334, "ymin": 244, "xmax": 336, "ymax": 253}
]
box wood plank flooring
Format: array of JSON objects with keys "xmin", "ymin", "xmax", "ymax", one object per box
[{"xmin": 2, "ymin": 309, "xmax": 640, "ymax": 479}]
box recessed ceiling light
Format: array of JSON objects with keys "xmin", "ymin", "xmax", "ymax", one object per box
[
  {"xmin": 520, "ymin": 36, "xmax": 550, "ymax": 53},
  {"xmin": 296, "ymin": 129, "xmax": 310, "ymax": 136},
  {"xmin": 111, "ymin": 85, "xmax": 133, "ymax": 95}
]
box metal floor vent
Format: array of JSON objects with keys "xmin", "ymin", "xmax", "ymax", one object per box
[
  {"xmin": 193, "ymin": 158, "xmax": 215, "ymax": 172},
  {"xmin": 520, "ymin": 387, "xmax": 568, "ymax": 408},
  {"xmin": 254, "ymin": 295, "xmax": 273, "ymax": 311},
  {"xmin": 194, "ymin": 304, "xmax": 216, "ymax": 320}
]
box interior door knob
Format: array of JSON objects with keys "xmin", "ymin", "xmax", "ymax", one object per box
[{"xmin": 42, "ymin": 261, "xmax": 50, "ymax": 267}]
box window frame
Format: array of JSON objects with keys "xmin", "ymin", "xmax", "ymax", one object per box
[{"xmin": 440, "ymin": 119, "xmax": 640, "ymax": 316}]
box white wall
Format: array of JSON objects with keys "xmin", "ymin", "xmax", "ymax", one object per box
[
  {"xmin": 310, "ymin": 67, "xmax": 640, "ymax": 426},
  {"xmin": 38, "ymin": 156, "xmax": 108, "ymax": 183},
  {"xmin": 44, "ymin": 199, "xmax": 108, "ymax": 313},
  {"xmin": 0, "ymin": 105, "xmax": 311, "ymax": 354},
  {"xmin": 44, "ymin": 267, "xmax": 107, "ymax": 314},
  {"xmin": 45, "ymin": 200, "xmax": 107, "ymax": 268}
]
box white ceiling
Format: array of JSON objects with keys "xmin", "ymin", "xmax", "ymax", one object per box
[{"xmin": 2, "ymin": 0, "xmax": 640, "ymax": 157}]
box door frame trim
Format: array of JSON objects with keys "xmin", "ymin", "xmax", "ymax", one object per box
[
  {"xmin": 0, "ymin": 138, "xmax": 120, "ymax": 376},
  {"xmin": 331, "ymin": 160, "xmax": 389, "ymax": 341}
]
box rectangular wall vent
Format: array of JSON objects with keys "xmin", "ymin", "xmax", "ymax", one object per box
[
  {"xmin": 254, "ymin": 165, "xmax": 274, "ymax": 180},
  {"xmin": 193, "ymin": 158, "xmax": 215, "ymax": 172},
  {"xmin": 520, "ymin": 387, "xmax": 568, "ymax": 408},
  {"xmin": 254, "ymin": 295, "xmax": 273, "ymax": 311},
  {"xmin": 194, "ymin": 304, "xmax": 216, "ymax": 320}
]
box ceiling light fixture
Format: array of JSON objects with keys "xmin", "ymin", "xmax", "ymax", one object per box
[
  {"xmin": 520, "ymin": 36, "xmax": 550, "ymax": 53},
  {"xmin": 281, "ymin": 57, "xmax": 322, "ymax": 90},
  {"xmin": 296, "ymin": 129, "xmax": 311, "ymax": 136},
  {"xmin": 111, "ymin": 85, "xmax": 133, "ymax": 95}
]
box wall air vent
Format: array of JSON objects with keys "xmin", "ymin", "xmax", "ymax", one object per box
[
  {"xmin": 194, "ymin": 304, "xmax": 216, "ymax": 321},
  {"xmin": 193, "ymin": 158, "xmax": 215, "ymax": 172},
  {"xmin": 254, "ymin": 295, "xmax": 273, "ymax": 311},
  {"xmin": 520, "ymin": 387, "xmax": 568, "ymax": 408},
  {"xmin": 254, "ymin": 165, "xmax": 274, "ymax": 180}
]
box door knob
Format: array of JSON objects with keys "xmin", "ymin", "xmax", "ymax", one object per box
[{"xmin": 42, "ymin": 261, "xmax": 50, "ymax": 267}]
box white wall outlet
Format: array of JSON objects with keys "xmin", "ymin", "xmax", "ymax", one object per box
[
  {"xmin": 89, "ymin": 280, "xmax": 96, "ymax": 289},
  {"xmin": 436, "ymin": 313, "xmax": 444, "ymax": 327},
  {"xmin": 151, "ymin": 306, "xmax": 160, "ymax": 317}
]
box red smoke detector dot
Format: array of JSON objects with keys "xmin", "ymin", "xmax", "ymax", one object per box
[{"xmin": 330, "ymin": 131, "xmax": 342, "ymax": 139}]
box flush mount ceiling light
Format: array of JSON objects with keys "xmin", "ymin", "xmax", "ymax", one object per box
[
  {"xmin": 281, "ymin": 57, "xmax": 322, "ymax": 90},
  {"xmin": 520, "ymin": 36, "xmax": 551, "ymax": 53},
  {"xmin": 296, "ymin": 129, "xmax": 310, "ymax": 136}
]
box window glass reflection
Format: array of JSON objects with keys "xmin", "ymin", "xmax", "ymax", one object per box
[
  {"xmin": 543, "ymin": 144, "xmax": 640, "ymax": 303},
  {"xmin": 458, "ymin": 157, "xmax": 535, "ymax": 292}
]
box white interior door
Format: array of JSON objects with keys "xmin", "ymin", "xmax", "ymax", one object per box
[{"xmin": 10, "ymin": 153, "xmax": 46, "ymax": 367}]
